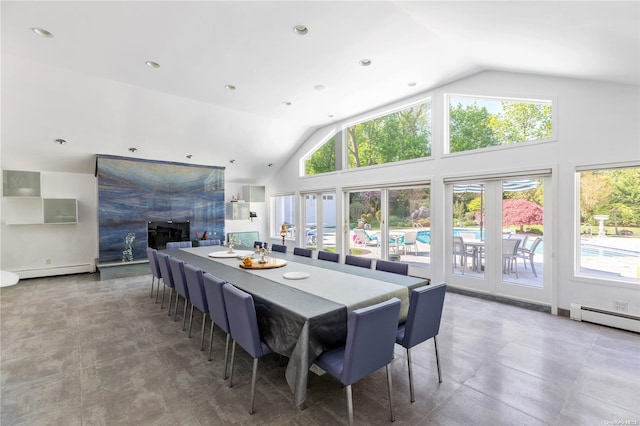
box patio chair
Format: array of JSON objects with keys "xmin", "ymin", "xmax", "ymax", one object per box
[
  {"xmin": 502, "ymin": 238, "xmax": 521, "ymax": 278},
  {"xmin": 452, "ymin": 236, "xmax": 475, "ymax": 274},
  {"xmin": 517, "ymin": 237, "xmax": 542, "ymax": 277},
  {"xmin": 458, "ymin": 231, "xmax": 477, "ymax": 241},
  {"xmin": 398, "ymin": 230, "xmax": 418, "ymax": 255},
  {"xmin": 353, "ymin": 229, "xmax": 378, "ymax": 247}
]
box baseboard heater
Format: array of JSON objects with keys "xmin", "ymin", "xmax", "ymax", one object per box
[
  {"xmin": 570, "ymin": 304, "xmax": 640, "ymax": 333},
  {"xmin": 16, "ymin": 263, "xmax": 95, "ymax": 279}
]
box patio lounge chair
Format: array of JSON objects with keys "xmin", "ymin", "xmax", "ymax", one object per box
[{"xmin": 353, "ymin": 229, "xmax": 378, "ymax": 247}]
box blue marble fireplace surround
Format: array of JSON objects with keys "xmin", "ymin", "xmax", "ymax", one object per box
[{"xmin": 96, "ymin": 155, "xmax": 224, "ymax": 263}]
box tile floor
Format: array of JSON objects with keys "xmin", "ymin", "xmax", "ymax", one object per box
[{"xmin": 1, "ymin": 272, "xmax": 638, "ymax": 425}]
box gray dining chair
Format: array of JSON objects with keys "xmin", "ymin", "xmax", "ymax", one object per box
[
  {"xmin": 254, "ymin": 241, "xmax": 268, "ymax": 250},
  {"xmin": 271, "ymin": 243, "xmax": 287, "ymax": 253},
  {"xmin": 318, "ymin": 250, "xmax": 340, "ymax": 263},
  {"xmin": 146, "ymin": 247, "xmax": 162, "ymax": 300},
  {"xmin": 166, "ymin": 241, "xmax": 192, "ymax": 249},
  {"xmin": 198, "ymin": 239, "xmax": 221, "ymax": 246},
  {"xmin": 156, "ymin": 252, "xmax": 175, "ymax": 314},
  {"xmin": 183, "ymin": 264, "xmax": 210, "ymax": 350},
  {"xmin": 169, "ymin": 257, "xmax": 190, "ymax": 330},
  {"xmin": 396, "ymin": 282, "xmax": 446, "ymax": 402},
  {"xmin": 314, "ymin": 298, "xmax": 401, "ymax": 426},
  {"xmin": 345, "ymin": 255, "xmax": 372, "ymax": 269},
  {"xmin": 223, "ymin": 283, "xmax": 274, "ymax": 415},
  {"xmin": 202, "ymin": 273, "xmax": 231, "ymax": 376},
  {"xmin": 293, "ymin": 247, "xmax": 312, "ymax": 258},
  {"xmin": 375, "ymin": 259, "xmax": 409, "ymax": 275}
]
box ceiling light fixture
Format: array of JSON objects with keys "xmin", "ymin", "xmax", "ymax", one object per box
[
  {"xmin": 282, "ymin": 101, "xmax": 292, "ymax": 106},
  {"xmin": 145, "ymin": 60, "xmax": 160, "ymax": 69},
  {"xmin": 328, "ymin": 114, "xmax": 334, "ymax": 118},
  {"xmin": 31, "ymin": 27, "xmax": 53, "ymax": 38},
  {"xmin": 268, "ymin": 163, "xmax": 273, "ymax": 167},
  {"xmin": 224, "ymin": 84, "xmax": 236, "ymax": 91},
  {"xmin": 186, "ymin": 154, "xmax": 193, "ymax": 159},
  {"xmin": 408, "ymin": 81, "xmax": 417, "ymax": 87},
  {"xmin": 128, "ymin": 147, "xmax": 138, "ymax": 153},
  {"xmin": 293, "ymin": 25, "xmax": 308, "ymax": 35},
  {"xmin": 359, "ymin": 59, "xmax": 372, "ymax": 67},
  {"xmin": 229, "ymin": 159, "xmax": 236, "ymax": 164},
  {"xmin": 53, "ymin": 138, "xmax": 66, "ymax": 145},
  {"xmin": 314, "ymin": 84, "xmax": 326, "ymax": 91}
]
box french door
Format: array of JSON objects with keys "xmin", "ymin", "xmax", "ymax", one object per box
[{"xmin": 446, "ymin": 174, "xmax": 552, "ymax": 306}]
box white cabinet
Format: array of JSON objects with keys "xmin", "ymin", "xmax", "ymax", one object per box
[
  {"xmin": 2, "ymin": 170, "xmax": 78, "ymax": 224},
  {"xmin": 242, "ymin": 185, "xmax": 265, "ymax": 203},
  {"xmin": 225, "ymin": 202, "xmax": 249, "ymax": 220}
]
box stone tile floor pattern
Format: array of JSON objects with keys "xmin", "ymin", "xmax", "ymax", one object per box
[{"xmin": 1, "ymin": 272, "xmax": 638, "ymax": 425}]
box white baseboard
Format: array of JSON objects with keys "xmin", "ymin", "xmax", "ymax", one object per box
[{"xmin": 15, "ymin": 263, "xmax": 95, "ymax": 279}]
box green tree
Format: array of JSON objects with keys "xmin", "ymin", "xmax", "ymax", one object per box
[
  {"xmin": 607, "ymin": 168, "xmax": 640, "ymax": 226},
  {"xmin": 449, "ymin": 102, "xmax": 498, "ymax": 152},
  {"xmin": 491, "ymin": 102, "xmax": 552, "ymax": 144},
  {"xmin": 305, "ymin": 136, "xmax": 336, "ymax": 175}
]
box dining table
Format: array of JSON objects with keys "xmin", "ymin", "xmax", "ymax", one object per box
[
  {"xmin": 463, "ymin": 239, "xmax": 485, "ymax": 272},
  {"xmin": 165, "ymin": 245, "xmax": 429, "ymax": 408}
]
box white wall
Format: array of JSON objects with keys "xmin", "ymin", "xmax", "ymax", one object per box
[
  {"xmin": 266, "ymin": 71, "xmax": 640, "ymax": 315},
  {"xmin": 0, "ymin": 171, "xmax": 98, "ymax": 278}
]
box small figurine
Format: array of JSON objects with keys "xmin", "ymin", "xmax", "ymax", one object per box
[
  {"xmin": 258, "ymin": 243, "xmax": 269, "ymax": 264},
  {"xmin": 227, "ymin": 234, "xmax": 236, "ymax": 253}
]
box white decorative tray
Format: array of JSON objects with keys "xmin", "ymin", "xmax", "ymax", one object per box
[
  {"xmin": 283, "ymin": 272, "xmax": 310, "ymax": 280},
  {"xmin": 209, "ymin": 250, "xmax": 254, "ymax": 258}
]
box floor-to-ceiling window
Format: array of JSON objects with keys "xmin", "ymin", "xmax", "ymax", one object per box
[{"xmin": 577, "ymin": 165, "xmax": 640, "ymax": 284}]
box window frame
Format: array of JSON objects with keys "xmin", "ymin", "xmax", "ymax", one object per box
[
  {"xmin": 271, "ymin": 193, "xmax": 297, "ymax": 241},
  {"xmin": 444, "ymin": 93, "xmax": 557, "ymax": 156}
]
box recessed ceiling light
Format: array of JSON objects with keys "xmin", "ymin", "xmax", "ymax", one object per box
[
  {"xmin": 408, "ymin": 81, "xmax": 417, "ymax": 87},
  {"xmin": 282, "ymin": 101, "xmax": 292, "ymax": 106},
  {"xmin": 293, "ymin": 25, "xmax": 308, "ymax": 35},
  {"xmin": 229, "ymin": 159, "xmax": 236, "ymax": 164},
  {"xmin": 145, "ymin": 60, "xmax": 160, "ymax": 69},
  {"xmin": 128, "ymin": 147, "xmax": 138, "ymax": 153},
  {"xmin": 53, "ymin": 138, "xmax": 66, "ymax": 145},
  {"xmin": 314, "ymin": 84, "xmax": 326, "ymax": 91},
  {"xmin": 268, "ymin": 163, "xmax": 273, "ymax": 167},
  {"xmin": 31, "ymin": 27, "xmax": 53, "ymax": 38},
  {"xmin": 224, "ymin": 84, "xmax": 236, "ymax": 91},
  {"xmin": 186, "ymin": 154, "xmax": 193, "ymax": 159},
  {"xmin": 359, "ymin": 59, "xmax": 372, "ymax": 67},
  {"xmin": 328, "ymin": 114, "xmax": 334, "ymax": 118}
]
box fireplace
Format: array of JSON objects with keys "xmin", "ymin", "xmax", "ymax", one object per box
[{"xmin": 148, "ymin": 220, "xmax": 190, "ymax": 250}]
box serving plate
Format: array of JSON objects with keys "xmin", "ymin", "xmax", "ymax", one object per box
[{"xmin": 283, "ymin": 271, "xmax": 310, "ymax": 280}]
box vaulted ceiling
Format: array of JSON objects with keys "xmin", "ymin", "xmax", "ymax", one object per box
[{"xmin": 2, "ymin": 1, "xmax": 638, "ymax": 182}]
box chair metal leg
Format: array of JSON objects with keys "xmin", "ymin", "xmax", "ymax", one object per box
[
  {"xmin": 200, "ymin": 312, "xmax": 206, "ymax": 350},
  {"xmin": 229, "ymin": 341, "xmax": 236, "ymax": 387},
  {"xmin": 530, "ymin": 257, "xmax": 537, "ymax": 277},
  {"xmin": 249, "ymin": 357, "xmax": 258, "ymax": 415},
  {"xmin": 160, "ymin": 283, "xmax": 166, "ymax": 309},
  {"xmin": 406, "ymin": 348, "xmax": 415, "ymax": 403},
  {"xmin": 167, "ymin": 288, "xmax": 173, "ymax": 316},
  {"xmin": 223, "ymin": 333, "xmax": 231, "ymax": 379},
  {"xmin": 174, "ymin": 294, "xmax": 180, "ymax": 321},
  {"xmin": 434, "ymin": 336, "xmax": 442, "ymax": 383},
  {"xmin": 207, "ymin": 322, "xmax": 215, "ymax": 360},
  {"xmin": 155, "ymin": 279, "xmax": 161, "ymax": 303},
  {"xmin": 386, "ymin": 364, "xmax": 395, "ymax": 422},
  {"xmin": 345, "ymin": 384, "xmax": 354, "ymax": 426},
  {"xmin": 150, "ymin": 276, "xmax": 155, "ymax": 298},
  {"xmin": 182, "ymin": 300, "xmax": 189, "ymax": 331},
  {"xmin": 188, "ymin": 304, "xmax": 194, "ymax": 337}
]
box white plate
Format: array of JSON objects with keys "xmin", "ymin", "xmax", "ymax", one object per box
[
  {"xmin": 209, "ymin": 250, "xmax": 253, "ymax": 258},
  {"xmin": 283, "ymin": 272, "xmax": 310, "ymax": 280}
]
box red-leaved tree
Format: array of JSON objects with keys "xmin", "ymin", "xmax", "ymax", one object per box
[{"xmin": 503, "ymin": 199, "xmax": 543, "ymax": 232}]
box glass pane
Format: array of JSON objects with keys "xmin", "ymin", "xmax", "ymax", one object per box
[
  {"xmin": 579, "ymin": 168, "xmax": 640, "ymax": 283},
  {"xmin": 348, "ymin": 190, "xmax": 381, "ymax": 261},
  {"xmin": 448, "ymin": 96, "xmax": 552, "ymax": 154},
  {"xmin": 501, "ymin": 178, "xmax": 544, "ymax": 286},
  {"xmin": 304, "ymin": 194, "xmax": 317, "ymax": 249},
  {"xmin": 347, "ymin": 101, "xmax": 431, "ymax": 169},
  {"xmin": 322, "ymin": 193, "xmax": 337, "ymax": 251},
  {"xmin": 273, "ymin": 195, "xmax": 296, "ymax": 239},
  {"xmin": 452, "ymin": 183, "xmax": 485, "ymax": 277},
  {"xmin": 388, "ymin": 187, "xmax": 430, "ymax": 269},
  {"xmin": 304, "ymin": 136, "xmax": 336, "ymax": 176}
]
